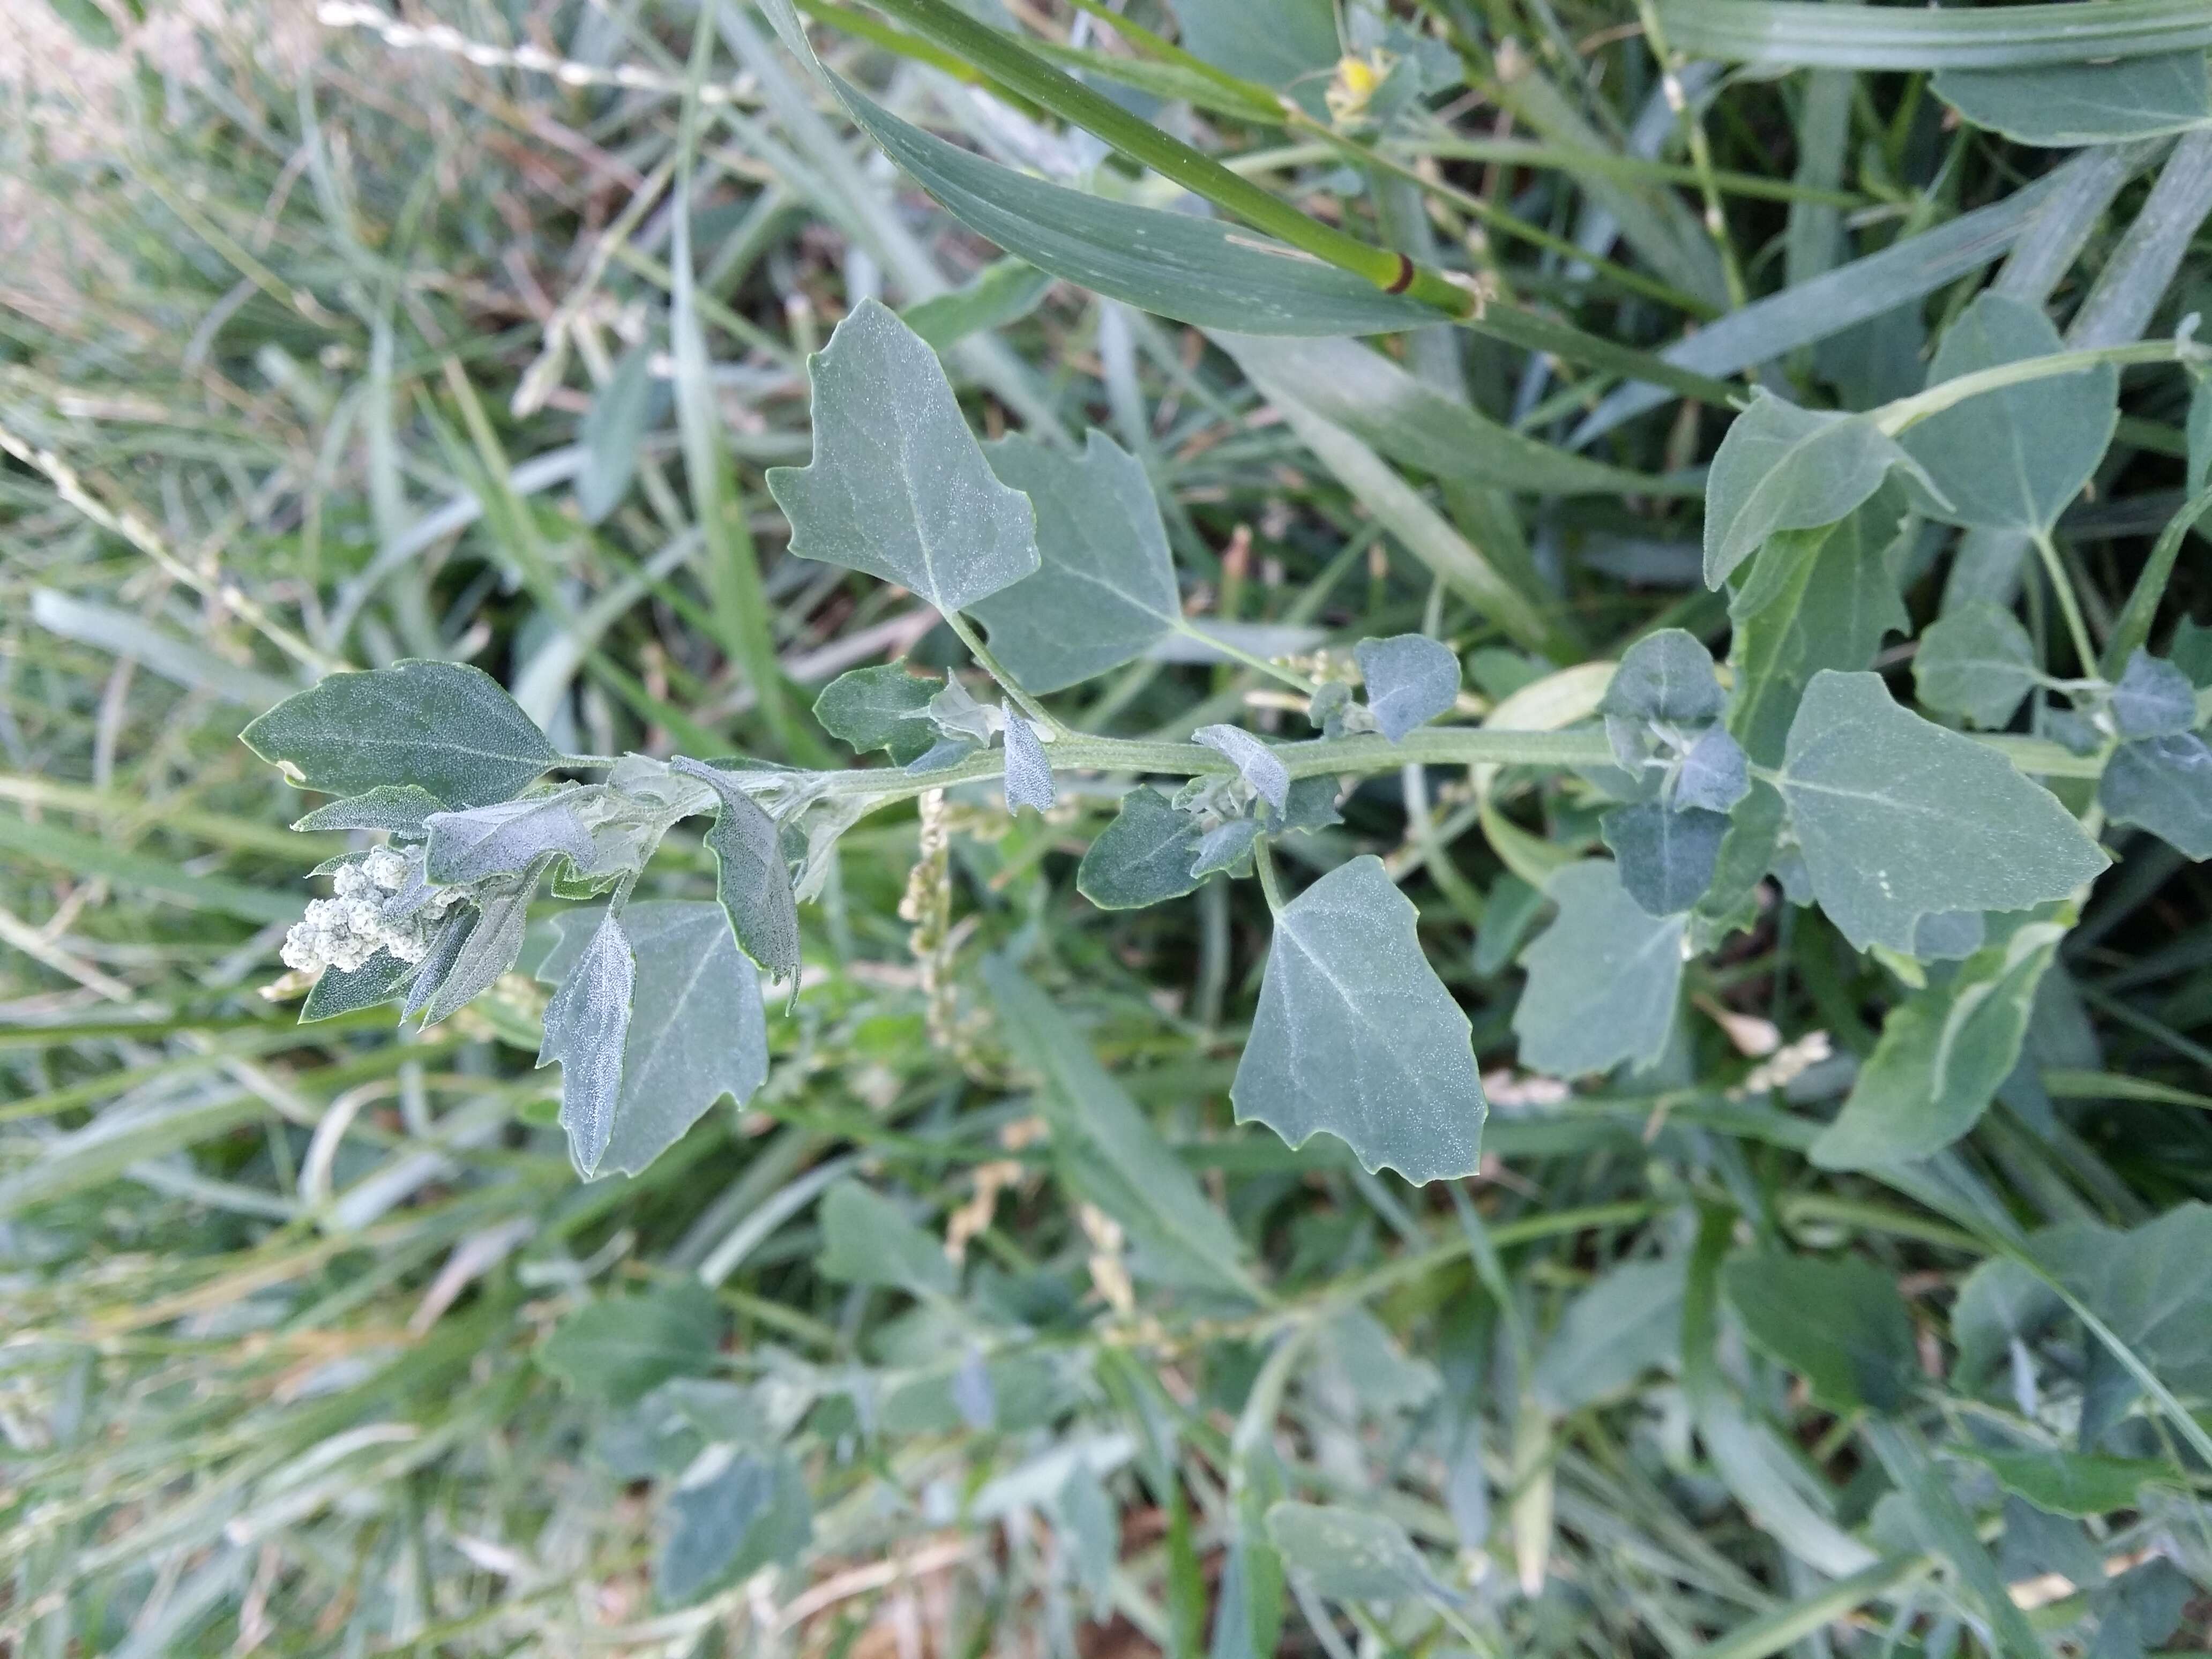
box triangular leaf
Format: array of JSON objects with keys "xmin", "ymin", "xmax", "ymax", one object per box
[
  {"xmin": 672, "ymin": 760, "xmax": 802, "ymax": 981},
  {"xmin": 813, "ymin": 664, "xmax": 939, "ymax": 764},
  {"xmin": 424, "ymin": 790, "xmax": 595, "ymax": 885},
  {"xmin": 537, "ymin": 909, "xmax": 634, "ymax": 1179},
  {"xmin": 1914, "ymin": 601, "xmax": 2038, "ymax": 728},
  {"xmin": 1724, "ymin": 1255, "xmax": 1917, "ymax": 1415},
  {"xmin": 1077, "ymin": 787, "xmax": 1205, "ymax": 910},
  {"xmin": 657, "ymin": 1450, "xmax": 812, "ymax": 1608},
  {"xmin": 2099, "ymin": 730, "xmax": 2212, "ymax": 857},
  {"xmin": 1354, "ymin": 634, "xmax": 1460, "ymax": 742},
  {"xmin": 292, "ymin": 784, "xmax": 449, "ymax": 835},
  {"xmin": 2109, "ymin": 649, "xmax": 2198, "ymax": 739},
  {"xmin": 1513, "ymin": 862, "xmax": 1686, "ymax": 1077},
  {"xmin": 1601, "ymin": 802, "xmax": 1729, "ymax": 917}
]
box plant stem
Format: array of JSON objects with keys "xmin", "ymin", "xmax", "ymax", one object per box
[
  {"xmin": 1874, "ymin": 338, "xmax": 2203, "ymax": 435},
  {"xmin": 945, "ymin": 611, "xmax": 1067, "ymax": 737},
  {"xmin": 2031, "ymin": 528, "xmax": 2101, "ymax": 677},
  {"xmin": 1252, "ymin": 836, "xmax": 1286, "ymax": 918},
  {"xmin": 1173, "ymin": 618, "xmax": 1319, "ymax": 694},
  {"xmin": 2102, "ymin": 480, "xmax": 2212, "ymax": 676}
]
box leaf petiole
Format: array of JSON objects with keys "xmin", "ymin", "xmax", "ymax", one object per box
[{"xmin": 945, "ymin": 610, "xmax": 1068, "ymax": 738}]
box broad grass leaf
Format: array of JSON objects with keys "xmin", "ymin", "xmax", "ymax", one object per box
[
  {"xmin": 672, "ymin": 761, "xmax": 802, "ymax": 980},
  {"xmin": 1192, "ymin": 725, "xmax": 1290, "ymax": 814},
  {"xmin": 1933, "ymin": 54, "xmax": 2212, "ymax": 147},
  {"xmin": 983, "ymin": 955, "xmax": 1256, "ymax": 1299},
  {"xmin": 1812, "ymin": 920, "xmax": 2064, "ymax": 1169},
  {"xmin": 765, "ymin": 298, "xmax": 1039, "ymax": 612},
  {"xmin": 1265, "ymin": 1503, "xmax": 1441, "ymax": 1605},
  {"xmin": 834, "ymin": 77, "xmax": 1447, "ymax": 337},
  {"xmin": 539, "ymin": 902, "xmax": 769, "ymax": 1180},
  {"xmin": 1513, "ymin": 861, "xmax": 1686, "ymax": 1077},
  {"xmin": 1077, "ymin": 787, "xmax": 1204, "ymax": 910},
  {"xmin": 813, "ymin": 664, "xmax": 939, "ymax": 764},
  {"xmin": 300, "ymin": 949, "xmax": 416, "ymax": 1022},
  {"xmin": 242, "ymin": 659, "xmax": 559, "ymax": 808},
  {"xmin": 1897, "ymin": 294, "xmax": 2117, "ymax": 537},
  {"xmin": 1723, "ymin": 1255, "xmax": 1917, "ymax": 1414},
  {"xmin": 425, "ymin": 791, "xmax": 595, "ymax": 885},
  {"xmin": 1354, "ymin": 634, "xmax": 1460, "ymax": 742},
  {"xmin": 970, "ymin": 430, "xmax": 1179, "ymax": 692},
  {"xmin": 292, "ymin": 785, "xmax": 448, "ymax": 835},
  {"xmin": 1213, "ymin": 332, "xmax": 1696, "ymax": 498},
  {"xmin": 537, "ymin": 909, "xmax": 634, "ymax": 1178},
  {"xmin": 2109, "ymin": 650, "xmax": 2197, "ymax": 738},
  {"xmin": 578, "ymin": 341, "xmax": 658, "ymax": 524},
  {"xmin": 1777, "ymin": 672, "xmax": 2107, "ymax": 954},
  {"xmin": 1703, "ymin": 394, "xmax": 1935, "ymax": 588},
  {"xmin": 1002, "ymin": 717, "xmax": 1056, "ymax": 813},
  {"xmin": 657, "ymin": 1451, "xmax": 812, "ymax": 1607},
  {"xmin": 539, "ymin": 1280, "xmax": 722, "ymax": 1405},
  {"xmin": 1914, "ymin": 601, "xmax": 2038, "ymax": 728},
  {"xmin": 899, "ymin": 256, "xmax": 1054, "ymax": 351},
  {"xmin": 1231, "ymin": 856, "xmax": 1486, "ymax": 1184},
  {"xmin": 1601, "ymin": 803, "xmax": 1729, "ymax": 917},
  {"xmin": 1533, "ymin": 1258, "xmax": 1687, "ymax": 1412},
  {"xmin": 2099, "ymin": 731, "xmax": 2212, "ymax": 856},
  {"xmin": 818, "ymin": 1180, "xmax": 956, "ymax": 1297}
]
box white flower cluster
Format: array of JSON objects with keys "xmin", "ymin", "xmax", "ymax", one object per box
[{"xmin": 281, "ymin": 846, "xmax": 466, "ymax": 976}]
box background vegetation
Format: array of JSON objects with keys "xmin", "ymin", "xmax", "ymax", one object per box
[{"xmin": 4, "ymin": 0, "xmax": 2211, "ymax": 1655}]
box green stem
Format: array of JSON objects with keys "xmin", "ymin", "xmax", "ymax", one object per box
[
  {"xmin": 1251, "ymin": 836, "xmax": 1286, "ymax": 918},
  {"xmin": 1173, "ymin": 618, "xmax": 1318, "ymax": 694},
  {"xmin": 945, "ymin": 611, "xmax": 1067, "ymax": 737},
  {"xmin": 2102, "ymin": 480, "xmax": 2212, "ymax": 676},
  {"xmin": 1874, "ymin": 338, "xmax": 2202, "ymax": 435},
  {"xmin": 2031, "ymin": 528, "xmax": 2100, "ymax": 677}
]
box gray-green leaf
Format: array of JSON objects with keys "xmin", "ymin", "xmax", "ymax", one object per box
[
  {"xmin": 764, "ymin": 298, "xmax": 1039, "ymax": 612},
  {"xmin": 2109, "ymin": 649, "xmax": 2198, "ymax": 738},
  {"xmin": 1778, "ymin": 672, "xmax": 2108, "ymax": 953},
  {"xmin": 672, "ymin": 760, "xmax": 802, "ymax": 982},
  {"xmin": 417, "ymin": 867, "xmax": 542, "ymax": 1026},
  {"xmin": 1265, "ymin": 1503, "xmax": 1447, "ymax": 1606},
  {"xmin": 818, "ymin": 1181, "xmax": 956, "ymax": 1297},
  {"xmin": 2099, "ymin": 731, "xmax": 2212, "ymax": 857},
  {"xmin": 1675, "ymin": 726, "xmax": 1750, "ymax": 813},
  {"xmin": 292, "ymin": 784, "xmax": 448, "ymax": 835},
  {"xmin": 1723, "ymin": 1255, "xmax": 1917, "ymax": 1415},
  {"xmin": 539, "ymin": 1280, "xmax": 722, "ymax": 1406},
  {"xmin": 539, "ymin": 902, "xmax": 769, "ymax": 1179},
  {"xmin": 301, "ymin": 949, "xmax": 416, "ymax": 1023},
  {"xmin": 1355, "ymin": 634, "xmax": 1460, "ymax": 742},
  {"xmin": 1601, "ymin": 802, "xmax": 1729, "ymax": 917},
  {"xmin": 1812, "ymin": 920, "xmax": 2063, "ymax": 1169},
  {"xmin": 657, "ymin": 1451, "xmax": 812, "ymax": 1608},
  {"xmin": 1914, "ymin": 601, "xmax": 2039, "ymax": 728},
  {"xmin": 1002, "ymin": 717, "xmax": 1055, "ymax": 813},
  {"xmin": 1230, "ymin": 855, "xmax": 1486, "ymax": 1184},
  {"xmin": 424, "ymin": 790, "xmax": 595, "ymax": 886},
  {"xmin": 1533, "ymin": 1258, "xmax": 1687, "ymax": 1413},
  {"xmin": 1513, "ymin": 862, "xmax": 1686, "ymax": 1077},
  {"xmin": 1933, "ymin": 53, "xmax": 2212, "ymax": 147},
  {"xmin": 899, "ymin": 255, "xmax": 1054, "ymax": 350},
  {"xmin": 1192, "ymin": 725, "xmax": 1289, "ymax": 815},
  {"xmin": 242, "ymin": 659, "xmax": 559, "ymax": 809},
  {"xmin": 1077, "ymin": 787, "xmax": 1204, "ymax": 910},
  {"xmin": 1190, "ymin": 816, "xmax": 1262, "ymax": 880},
  {"xmin": 1703, "ymin": 393, "xmax": 1935, "ymax": 588},
  {"xmin": 813, "ymin": 664, "xmax": 939, "ymax": 764},
  {"xmin": 1897, "ymin": 293, "xmax": 2117, "ymax": 537},
  {"xmin": 969, "ymin": 430, "xmax": 1181, "ymax": 692},
  {"xmin": 537, "ymin": 909, "xmax": 634, "ymax": 1179}
]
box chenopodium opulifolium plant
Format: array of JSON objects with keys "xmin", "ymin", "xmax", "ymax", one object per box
[{"xmin": 244, "ymin": 292, "xmax": 2212, "ymax": 1190}]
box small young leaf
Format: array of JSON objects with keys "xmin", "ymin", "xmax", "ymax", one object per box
[
  {"xmin": 671, "ymin": 760, "xmax": 802, "ymax": 982},
  {"xmin": 1723, "ymin": 1255, "xmax": 1917, "ymax": 1415},
  {"xmin": 424, "ymin": 791, "xmax": 595, "ymax": 886},
  {"xmin": 1913, "ymin": 601, "xmax": 2039, "ymax": 728},
  {"xmin": 657, "ymin": 1451, "xmax": 812, "ymax": 1608},
  {"xmin": 1077, "ymin": 787, "xmax": 1204, "ymax": 910},
  {"xmin": 1812, "ymin": 921, "xmax": 2063, "ymax": 1169},
  {"xmin": 1190, "ymin": 816, "xmax": 1262, "ymax": 880},
  {"xmin": 1231, "ymin": 855, "xmax": 1486, "ymax": 1184},
  {"xmin": 540, "ymin": 1280, "xmax": 722, "ymax": 1405},
  {"xmin": 1354, "ymin": 634, "xmax": 1460, "ymax": 742},
  {"xmin": 969, "ymin": 429, "xmax": 1182, "ymax": 692},
  {"xmin": 818, "ymin": 1181, "xmax": 956, "ymax": 1297},
  {"xmin": 402, "ymin": 906, "xmax": 477, "ymax": 1023},
  {"xmin": 300, "ymin": 949, "xmax": 416, "ymax": 1022},
  {"xmin": 1270, "ymin": 774, "xmax": 1344, "ymax": 832},
  {"xmin": 1897, "ymin": 293, "xmax": 2118, "ymax": 538},
  {"xmin": 537, "ymin": 910, "xmax": 634, "ymax": 1179},
  {"xmin": 2109, "ymin": 649, "xmax": 2198, "ymax": 738},
  {"xmin": 538, "ymin": 902, "xmax": 770, "ymax": 1179},
  {"xmin": 417, "ymin": 868, "xmax": 542, "ymax": 1026},
  {"xmin": 1002, "ymin": 717, "xmax": 1056, "ymax": 813},
  {"xmin": 1932, "ymin": 53, "xmax": 2212, "ymax": 147},
  {"xmin": 1513, "ymin": 862, "xmax": 1686, "ymax": 1077},
  {"xmin": 764, "ymin": 298, "xmax": 1039, "ymax": 612},
  {"xmin": 2099, "ymin": 731, "xmax": 2212, "ymax": 858},
  {"xmin": 1703, "ymin": 393, "xmax": 1935, "ymax": 588},
  {"xmin": 578, "ymin": 340, "xmax": 659, "ymax": 525},
  {"xmin": 1674, "ymin": 726, "xmax": 1750, "ymax": 813},
  {"xmin": 1192, "ymin": 724, "xmax": 1290, "ymax": 814},
  {"xmin": 292, "ymin": 784, "xmax": 449, "ymax": 835},
  {"xmin": 1601, "ymin": 802, "xmax": 1729, "ymax": 917},
  {"xmin": 927, "ymin": 676, "xmax": 996, "ymax": 744},
  {"xmin": 1603, "ymin": 629, "xmax": 1727, "ymax": 729},
  {"xmin": 1777, "ymin": 672, "xmax": 2108, "ymax": 954},
  {"xmin": 242, "ymin": 659, "xmax": 560, "ymax": 808},
  {"xmin": 813, "ymin": 664, "xmax": 939, "ymax": 764},
  {"xmin": 1265, "ymin": 1504, "xmax": 1440, "ymax": 1605}
]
